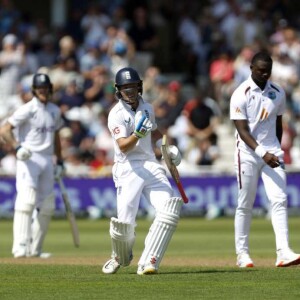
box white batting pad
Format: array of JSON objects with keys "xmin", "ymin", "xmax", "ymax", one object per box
[
  {"xmin": 12, "ymin": 187, "xmax": 37, "ymax": 257},
  {"xmin": 14, "ymin": 186, "xmax": 36, "ymax": 211},
  {"xmin": 30, "ymin": 194, "xmax": 55, "ymax": 256},
  {"xmin": 110, "ymin": 217, "xmax": 135, "ymax": 266},
  {"xmin": 138, "ymin": 197, "xmax": 183, "ymax": 268},
  {"xmin": 12, "ymin": 211, "xmax": 32, "ymax": 257}
]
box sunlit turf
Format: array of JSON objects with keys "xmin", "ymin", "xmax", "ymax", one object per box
[{"xmin": 1, "ymin": 217, "xmax": 300, "ymax": 299}]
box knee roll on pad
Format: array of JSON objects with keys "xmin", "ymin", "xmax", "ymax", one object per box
[
  {"xmin": 14, "ymin": 187, "xmax": 37, "ymax": 212},
  {"xmin": 110, "ymin": 217, "xmax": 135, "ymax": 266},
  {"xmin": 156, "ymin": 197, "xmax": 183, "ymax": 226},
  {"xmin": 138, "ymin": 197, "xmax": 183, "ymax": 268}
]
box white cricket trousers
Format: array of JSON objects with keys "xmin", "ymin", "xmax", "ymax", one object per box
[
  {"xmin": 234, "ymin": 150, "xmax": 289, "ymax": 254},
  {"xmin": 112, "ymin": 160, "xmax": 173, "ymax": 224}
]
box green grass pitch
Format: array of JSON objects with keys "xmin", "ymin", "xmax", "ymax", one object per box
[{"xmin": 1, "ymin": 217, "xmax": 300, "ymax": 299}]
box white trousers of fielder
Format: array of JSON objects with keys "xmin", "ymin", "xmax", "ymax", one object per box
[{"xmin": 234, "ymin": 150, "xmax": 289, "ymax": 255}]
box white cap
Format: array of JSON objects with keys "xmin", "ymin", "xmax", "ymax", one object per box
[{"xmin": 2, "ymin": 34, "xmax": 17, "ymax": 46}]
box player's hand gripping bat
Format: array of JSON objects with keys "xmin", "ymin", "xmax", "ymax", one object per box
[{"xmin": 161, "ymin": 135, "xmax": 189, "ymax": 203}]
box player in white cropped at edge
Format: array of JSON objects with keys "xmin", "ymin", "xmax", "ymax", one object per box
[
  {"xmin": 0, "ymin": 73, "xmax": 65, "ymax": 258},
  {"xmin": 230, "ymin": 51, "xmax": 300, "ymax": 268},
  {"xmin": 102, "ymin": 67, "xmax": 183, "ymax": 275}
]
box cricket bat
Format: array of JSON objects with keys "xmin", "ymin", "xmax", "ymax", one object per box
[
  {"xmin": 58, "ymin": 178, "xmax": 80, "ymax": 247},
  {"xmin": 161, "ymin": 135, "xmax": 189, "ymax": 204}
]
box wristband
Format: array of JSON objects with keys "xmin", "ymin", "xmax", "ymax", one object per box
[
  {"xmin": 132, "ymin": 132, "xmax": 141, "ymax": 139},
  {"xmin": 254, "ymin": 145, "xmax": 267, "ymax": 158},
  {"xmin": 15, "ymin": 145, "xmax": 21, "ymax": 152}
]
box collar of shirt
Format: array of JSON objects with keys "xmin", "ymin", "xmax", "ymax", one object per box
[
  {"xmin": 248, "ymin": 75, "xmax": 272, "ymax": 93},
  {"xmin": 32, "ymin": 96, "xmax": 48, "ymax": 107}
]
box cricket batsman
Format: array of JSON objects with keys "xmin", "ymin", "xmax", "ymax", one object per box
[
  {"xmin": 102, "ymin": 67, "xmax": 183, "ymax": 275},
  {"xmin": 0, "ymin": 73, "xmax": 64, "ymax": 258}
]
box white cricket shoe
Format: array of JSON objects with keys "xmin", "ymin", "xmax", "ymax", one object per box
[
  {"xmin": 237, "ymin": 252, "xmax": 254, "ymax": 268},
  {"xmin": 102, "ymin": 258, "xmax": 120, "ymax": 274},
  {"xmin": 31, "ymin": 252, "xmax": 52, "ymax": 259},
  {"xmin": 137, "ymin": 264, "xmax": 158, "ymax": 275},
  {"xmin": 276, "ymin": 248, "xmax": 300, "ymax": 267},
  {"xmin": 25, "ymin": 251, "xmax": 52, "ymax": 258},
  {"xmin": 13, "ymin": 243, "xmax": 28, "ymax": 258},
  {"xmin": 13, "ymin": 250, "xmax": 27, "ymax": 258}
]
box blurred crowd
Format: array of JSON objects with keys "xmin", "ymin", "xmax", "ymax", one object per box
[{"xmin": 0, "ymin": 0, "xmax": 300, "ymax": 177}]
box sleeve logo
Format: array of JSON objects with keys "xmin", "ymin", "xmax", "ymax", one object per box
[{"xmin": 113, "ymin": 127, "xmax": 120, "ymax": 134}]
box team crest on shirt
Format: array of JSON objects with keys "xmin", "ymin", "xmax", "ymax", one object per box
[{"xmin": 268, "ymin": 91, "xmax": 276, "ymax": 100}]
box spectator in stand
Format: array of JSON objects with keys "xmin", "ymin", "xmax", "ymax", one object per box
[
  {"xmin": 89, "ymin": 148, "xmax": 112, "ymax": 178},
  {"xmin": 278, "ymin": 27, "xmax": 300, "ymax": 72},
  {"xmin": 98, "ymin": 81, "xmax": 116, "ymax": 111},
  {"xmin": 104, "ymin": 23, "xmax": 136, "ymax": 77},
  {"xmin": 177, "ymin": 6, "xmax": 201, "ymax": 83},
  {"xmin": 231, "ymin": 3, "xmax": 267, "ymax": 55},
  {"xmin": 154, "ymin": 80, "xmax": 185, "ymax": 134},
  {"xmin": 49, "ymin": 54, "xmax": 81, "ymax": 93},
  {"xmin": 57, "ymin": 74, "xmax": 85, "ymax": 117},
  {"xmin": 142, "ymin": 66, "xmax": 161, "ymax": 102},
  {"xmin": 58, "ymin": 127, "xmax": 74, "ymax": 161},
  {"xmin": 219, "ymin": 0, "xmax": 241, "ymax": 54},
  {"xmin": 79, "ymin": 40, "xmax": 111, "ymax": 79},
  {"xmin": 233, "ymin": 45, "xmax": 255, "ymax": 87},
  {"xmin": 57, "ymin": 35, "xmax": 79, "ymax": 72},
  {"xmin": 209, "ymin": 49, "xmax": 235, "ymax": 114},
  {"xmin": 127, "ymin": 6, "xmax": 159, "ymax": 74},
  {"xmin": 17, "ymin": 39, "xmax": 39, "ymax": 77},
  {"xmin": 63, "ymin": 113, "xmax": 89, "ymax": 149},
  {"xmin": 271, "ymin": 43, "xmax": 299, "ymax": 102},
  {"xmin": 111, "ymin": 5, "xmax": 131, "ymax": 32},
  {"xmin": 143, "ymin": 67, "xmax": 170, "ymax": 106},
  {"xmin": 63, "ymin": 146, "xmax": 90, "ymax": 177},
  {"xmin": 0, "ymin": 34, "xmax": 25, "ymax": 99},
  {"xmin": 83, "ymin": 65, "xmax": 109, "ymax": 104},
  {"xmin": 3, "ymin": 76, "xmax": 33, "ymax": 121},
  {"xmin": 36, "ymin": 34, "xmax": 57, "ymax": 68},
  {"xmin": 183, "ymin": 88, "xmax": 220, "ymax": 165},
  {"xmin": 269, "ymin": 19, "xmax": 288, "ymax": 45},
  {"xmin": 80, "ymin": 2, "xmax": 111, "ymax": 49},
  {"xmin": 0, "ymin": 0, "xmax": 20, "ymax": 35}
]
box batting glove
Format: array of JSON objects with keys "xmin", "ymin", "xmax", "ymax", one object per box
[
  {"xmin": 169, "ymin": 145, "xmax": 182, "ymax": 166},
  {"xmin": 54, "ymin": 160, "xmax": 65, "ymax": 181},
  {"xmin": 15, "ymin": 145, "xmax": 32, "ymax": 161},
  {"xmin": 134, "ymin": 111, "xmax": 152, "ymax": 139}
]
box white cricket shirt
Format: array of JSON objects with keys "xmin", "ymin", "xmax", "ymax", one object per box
[
  {"xmin": 108, "ymin": 97, "xmax": 157, "ymax": 163},
  {"xmin": 8, "ymin": 97, "xmax": 62, "ymax": 155},
  {"xmin": 230, "ymin": 76, "xmax": 285, "ymax": 155}
]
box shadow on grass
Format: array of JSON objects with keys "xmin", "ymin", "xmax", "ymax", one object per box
[{"xmin": 127, "ymin": 268, "xmax": 257, "ymax": 275}]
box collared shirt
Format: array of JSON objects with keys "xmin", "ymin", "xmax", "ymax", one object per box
[
  {"xmin": 108, "ymin": 97, "xmax": 157, "ymax": 163},
  {"xmin": 8, "ymin": 97, "xmax": 62, "ymax": 155},
  {"xmin": 230, "ymin": 76, "xmax": 285, "ymax": 155}
]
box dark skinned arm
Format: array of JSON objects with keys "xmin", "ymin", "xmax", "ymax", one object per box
[{"xmin": 233, "ymin": 119, "xmax": 280, "ymax": 168}]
